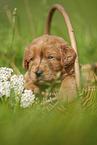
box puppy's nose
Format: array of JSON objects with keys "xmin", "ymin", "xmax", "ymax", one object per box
[{"xmin": 35, "ymin": 70, "xmax": 43, "ymax": 77}]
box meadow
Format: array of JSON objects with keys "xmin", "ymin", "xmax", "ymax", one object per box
[{"xmin": 0, "ymin": 0, "xmax": 97, "ymax": 145}]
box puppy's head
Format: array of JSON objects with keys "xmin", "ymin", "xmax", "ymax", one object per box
[{"xmin": 23, "ymin": 35, "xmax": 76, "ymax": 84}]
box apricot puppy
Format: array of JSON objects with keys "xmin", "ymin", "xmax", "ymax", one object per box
[{"xmin": 23, "ymin": 35, "xmax": 77, "ymax": 101}]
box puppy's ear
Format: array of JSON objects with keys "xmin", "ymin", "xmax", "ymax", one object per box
[
  {"xmin": 23, "ymin": 47, "xmax": 29, "ymax": 71},
  {"xmin": 61, "ymin": 42, "xmax": 76, "ymax": 68}
]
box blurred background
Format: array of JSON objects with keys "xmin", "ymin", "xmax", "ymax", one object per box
[
  {"xmin": 0, "ymin": 0, "xmax": 97, "ymax": 74},
  {"xmin": 0, "ymin": 1, "xmax": 97, "ymax": 145}
]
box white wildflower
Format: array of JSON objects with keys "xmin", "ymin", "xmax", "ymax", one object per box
[
  {"xmin": 10, "ymin": 74, "xmax": 25, "ymax": 95},
  {"xmin": 0, "ymin": 81, "xmax": 10, "ymax": 98},
  {"xmin": 0, "ymin": 67, "xmax": 36, "ymax": 108},
  {"xmin": 0, "ymin": 67, "xmax": 13, "ymax": 81},
  {"xmin": 20, "ymin": 90, "xmax": 35, "ymax": 108}
]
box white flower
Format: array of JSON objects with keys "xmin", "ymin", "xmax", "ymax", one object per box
[
  {"xmin": 10, "ymin": 74, "xmax": 25, "ymax": 96},
  {"xmin": 0, "ymin": 67, "xmax": 36, "ymax": 108},
  {"xmin": 20, "ymin": 90, "xmax": 35, "ymax": 108},
  {"xmin": 0, "ymin": 81, "xmax": 10, "ymax": 98},
  {"xmin": 0, "ymin": 67, "xmax": 13, "ymax": 81}
]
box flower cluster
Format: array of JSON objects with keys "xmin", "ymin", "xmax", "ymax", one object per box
[
  {"xmin": 0, "ymin": 67, "xmax": 13, "ymax": 81},
  {"xmin": 0, "ymin": 67, "xmax": 35, "ymax": 108},
  {"xmin": 0, "ymin": 81, "xmax": 10, "ymax": 98},
  {"xmin": 20, "ymin": 90, "xmax": 35, "ymax": 108},
  {"xmin": 10, "ymin": 75, "xmax": 25, "ymax": 96},
  {"xmin": 0, "ymin": 67, "xmax": 13, "ymax": 98}
]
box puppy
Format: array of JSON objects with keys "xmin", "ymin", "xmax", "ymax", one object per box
[{"xmin": 23, "ymin": 35, "xmax": 77, "ymax": 101}]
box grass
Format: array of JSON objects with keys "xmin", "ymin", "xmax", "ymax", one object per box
[
  {"xmin": 0, "ymin": 0, "xmax": 97, "ymax": 144},
  {"xmin": 0, "ymin": 97, "xmax": 97, "ymax": 145}
]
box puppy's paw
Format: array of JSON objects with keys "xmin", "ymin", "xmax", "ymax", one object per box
[
  {"xmin": 59, "ymin": 76, "xmax": 77, "ymax": 102},
  {"xmin": 24, "ymin": 81, "xmax": 40, "ymax": 94},
  {"xmin": 33, "ymin": 87, "xmax": 40, "ymax": 94}
]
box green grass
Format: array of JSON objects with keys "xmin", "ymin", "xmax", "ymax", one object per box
[
  {"xmin": 0, "ymin": 97, "xmax": 97, "ymax": 145},
  {"xmin": 0, "ymin": 0, "xmax": 97, "ymax": 144}
]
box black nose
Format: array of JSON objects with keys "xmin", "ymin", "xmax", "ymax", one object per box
[{"xmin": 35, "ymin": 70, "xmax": 43, "ymax": 77}]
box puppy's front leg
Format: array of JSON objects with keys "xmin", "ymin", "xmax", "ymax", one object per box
[
  {"xmin": 24, "ymin": 71, "xmax": 40, "ymax": 94},
  {"xmin": 24, "ymin": 81, "xmax": 40, "ymax": 94},
  {"xmin": 59, "ymin": 76, "xmax": 77, "ymax": 102}
]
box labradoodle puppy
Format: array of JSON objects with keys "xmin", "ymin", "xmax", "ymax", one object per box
[{"xmin": 23, "ymin": 35, "xmax": 77, "ymax": 101}]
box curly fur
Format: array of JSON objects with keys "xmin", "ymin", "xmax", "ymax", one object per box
[{"xmin": 23, "ymin": 35, "xmax": 77, "ymax": 101}]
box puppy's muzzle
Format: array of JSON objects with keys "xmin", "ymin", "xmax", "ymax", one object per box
[{"xmin": 35, "ymin": 70, "xmax": 43, "ymax": 77}]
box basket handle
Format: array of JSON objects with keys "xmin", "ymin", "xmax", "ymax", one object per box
[{"xmin": 44, "ymin": 4, "xmax": 81, "ymax": 91}]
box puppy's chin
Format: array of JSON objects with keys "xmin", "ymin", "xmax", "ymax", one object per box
[
  {"xmin": 30, "ymin": 73, "xmax": 56, "ymax": 85},
  {"xmin": 34, "ymin": 77, "xmax": 45, "ymax": 84},
  {"xmin": 35, "ymin": 78, "xmax": 54, "ymax": 85},
  {"xmin": 32, "ymin": 76, "xmax": 54, "ymax": 85}
]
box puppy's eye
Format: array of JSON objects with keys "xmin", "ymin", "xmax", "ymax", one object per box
[
  {"xmin": 30, "ymin": 58, "xmax": 34, "ymax": 61},
  {"xmin": 48, "ymin": 56, "xmax": 54, "ymax": 59}
]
